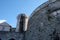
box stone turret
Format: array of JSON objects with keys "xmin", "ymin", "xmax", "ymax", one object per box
[{"xmin": 16, "ymin": 14, "xmax": 28, "ymax": 33}]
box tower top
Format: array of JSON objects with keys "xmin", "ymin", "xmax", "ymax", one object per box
[{"xmin": 17, "ymin": 14, "xmax": 28, "ymax": 20}]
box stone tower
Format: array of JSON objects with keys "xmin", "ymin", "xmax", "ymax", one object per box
[
  {"xmin": 16, "ymin": 14, "xmax": 28, "ymax": 33},
  {"xmin": 25, "ymin": 0, "xmax": 60, "ymax": 40}
]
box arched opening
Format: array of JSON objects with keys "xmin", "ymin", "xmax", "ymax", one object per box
[{"xmin": 9, "ymin": 38, "xmax": 15, "ymax": 40}]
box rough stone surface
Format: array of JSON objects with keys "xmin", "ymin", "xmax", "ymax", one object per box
[
  {"xmin": 0, "ymin": 0, "xmax": 60, "ymax": 40},
  {"xmin": 0, "ymin": 28, "xmax": 24, "ymax": 40},
  {"xmin": 25, "ymin": 0, "xmax": 60, "ymax": 40}
]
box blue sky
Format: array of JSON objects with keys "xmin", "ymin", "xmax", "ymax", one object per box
[{"xmin": 0, "ymin": 0, "xmax": 48, "ymax": 28}]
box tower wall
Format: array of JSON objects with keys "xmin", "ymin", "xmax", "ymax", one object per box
[
  {"xmin": 16, "ymin": 14, "xmax": 28, "ymax": 33},
  {"xmin": 25, "ymin": 0, "xmax": 60, "ymax": 40}
]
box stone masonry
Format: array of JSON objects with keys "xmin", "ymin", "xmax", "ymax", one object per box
[
  {"xmin": 0, "ymin": 0, "xmax": 60, "ymax": 40},
  {"xmin": 25, "ymin": 0, "xmax": 60, "ymax": 40}
]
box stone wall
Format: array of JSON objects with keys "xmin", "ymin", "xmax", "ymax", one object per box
[
  {"xmin": 25, "ymin": 0, "xmax": 60, "ymax": 40},
  {"xmin": 0, "ymin": 28, "xmax": 24, "ymax": 40}
]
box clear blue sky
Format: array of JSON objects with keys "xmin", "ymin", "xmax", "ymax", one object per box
[{"xmin": 0, "ymin": 0, "xmax": 48, "ymax": 28}]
